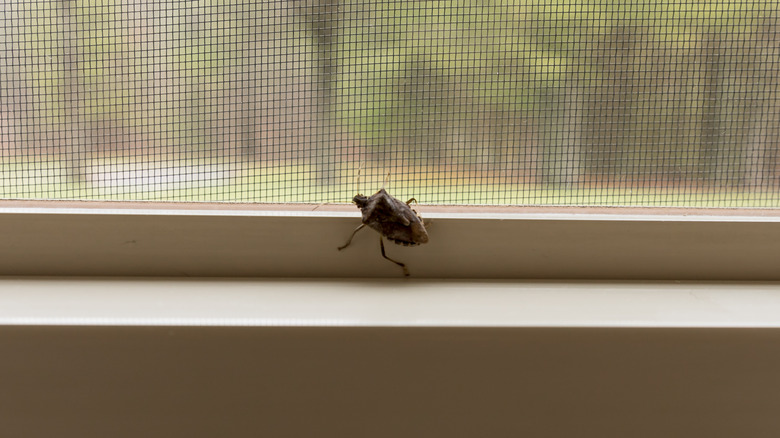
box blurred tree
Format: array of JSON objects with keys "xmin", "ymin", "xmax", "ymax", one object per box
[
  {"xmin": 58, "ymin": 0, "xmax": 89, "ymax": 184},
  {"xmin": 0, "ymin": 0, "xmax": 20, "ymax": 156},
  {"xmin": 745, "ymin": 16, "xmax": 780, "ymax": 190},
  {"xmin": 393, "ymin": 58, "xmax": 455, "ymax": 165},
  {"xmin": 538, "ymin": 75, "xmax": 582, "ymax": 188},
  {"xmin": 698, "ymin": 27, "xmax": 726, "ymax": 185},
  {"xmin": 238, "ymin": 2, "xmax": 260, "ymax": 159},
  {"xmin": 180, "ymin": 3, "xmax": 212, "ymax": 160},
  {"xmin": 582, "ymin": 23, "xmax": 637, "ymax": 184},
  {"xmin": 296, "ymin": 0, "xmax": 339, "ymax": 185}
]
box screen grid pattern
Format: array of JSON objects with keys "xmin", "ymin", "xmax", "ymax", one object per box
[{"xmin": 1, "ymin": 1, "xmax": 779, "ymax": 207}]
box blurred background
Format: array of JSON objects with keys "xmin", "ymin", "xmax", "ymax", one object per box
[{"xmin": 1, "ymin": 0, "xmax": 779, "ymax": 206}]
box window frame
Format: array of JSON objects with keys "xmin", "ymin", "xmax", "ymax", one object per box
[
  {"xmin": 2, "ymin": 199, "xmax": 779, "ymax": 280},
  {"xmin": 3, "ymin": 201, "xmax": 780, "ymax": 435}
]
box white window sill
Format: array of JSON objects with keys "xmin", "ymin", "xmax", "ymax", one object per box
[
  {"xmin": 1, "ymin": 277, "xmax": 779, "ymax": 327},
  {"xmin": 3, "ymin": 277, "xmax": 780, "ymax": 437},
  {"xmin": 1, "ymin": 200, "xmax": 779, "ymax": 279},
  {"xmin": 2, "ymin": 200, "xmax": 779, "ymax": 437}
]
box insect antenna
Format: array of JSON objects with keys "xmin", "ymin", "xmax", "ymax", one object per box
[
  {"xmin": 355, "ymin": 162, "xmax": 363, "ymax": 195},
  {"xmin": 381, "ymin": 171, "xmax": 391, "ymax": 190}
]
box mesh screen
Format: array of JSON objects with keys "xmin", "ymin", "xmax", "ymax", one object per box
[{"xmin": 1, "ymin": 1, "xmax": 779, "ymax": 206}]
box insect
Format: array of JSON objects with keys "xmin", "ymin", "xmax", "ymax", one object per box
[{"xmin": 338, "ymin": 187, "xmax": 429, "ymax": 277}]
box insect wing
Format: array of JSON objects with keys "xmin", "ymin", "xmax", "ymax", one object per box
[
  {"xmin": 364, "ymin": 189, "xmax": 428, "ymax": 245},
  {"xmin": 362, "ymin": 189, "xmax": 410, "ymax": 226}
]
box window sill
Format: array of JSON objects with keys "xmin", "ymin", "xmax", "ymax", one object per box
[
  {"xmin": 3, "ymin": 277, "xmax": 780, "ymax": 437},
  {"xmin": 1, "ymin": 277, "xmax": 779, "ymax": 327},
  {"xmin": 1, "ymin": 200, "xmax": 779, "ymax": 279}
]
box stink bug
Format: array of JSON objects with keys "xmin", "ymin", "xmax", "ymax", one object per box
[{"xmin": 338, "ymin": 187, "xmax": 429, "ymax": 277}]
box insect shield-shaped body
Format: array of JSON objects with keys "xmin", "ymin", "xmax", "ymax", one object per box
[
  {"xmin": 355, "ymin": 189, "xmax": 429, "ymax": 246},
  {"xmin": 338, "ymin": 188, "xmax": 429, "ymax": 276}
]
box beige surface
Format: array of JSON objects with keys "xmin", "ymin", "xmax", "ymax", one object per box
[
  {"xmin": 3, "ymin": 202, "xmax": 780, "ymax": 435},
  {"xmin": 2, "ymin": 324, "xmax": 780, "ymax": 438},
  {"xmin": 1, "ymin": 203, "xmax": 780, "ymax": 279},
  {"xmin": 3, "ymin": 278, "xmax": 780, "ymax": 437},
  {"xmin": 1, "ymin": 278, "xmax": 780, "ymax": 327}
]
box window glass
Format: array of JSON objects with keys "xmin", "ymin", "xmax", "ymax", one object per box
[{"xmin": 2, "ymin": 1, "xmax": 778, "ymax": 206}]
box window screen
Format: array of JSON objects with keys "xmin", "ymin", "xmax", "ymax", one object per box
[{"xmin": 2, "ymin": 1, "xmax": 778, "ymax": 206}]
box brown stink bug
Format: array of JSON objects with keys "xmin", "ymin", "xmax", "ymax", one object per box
[{"xmin": 338, "ymin": 187, "xmax": 429, "ymax": 277}]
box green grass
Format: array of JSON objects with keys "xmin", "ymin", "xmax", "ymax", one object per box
[{"xmin": 2, "ymin": 158, "xmax": 779, "ymax": 208}]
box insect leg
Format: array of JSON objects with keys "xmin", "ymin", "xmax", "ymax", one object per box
[
  {"xmin": 405, "ymin": 198, "xmax": 417, "ymax": 205},
  {"xmin": 356, "ymin": 163, "xmax": 362, "ymax": 195},
  {"xmin": 338, "ymin": 223, "xmax": 366, "ymax": 251},
  {"xmin": 380, "ymin": 236, "xmax": 410, "ymax": 277}
]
